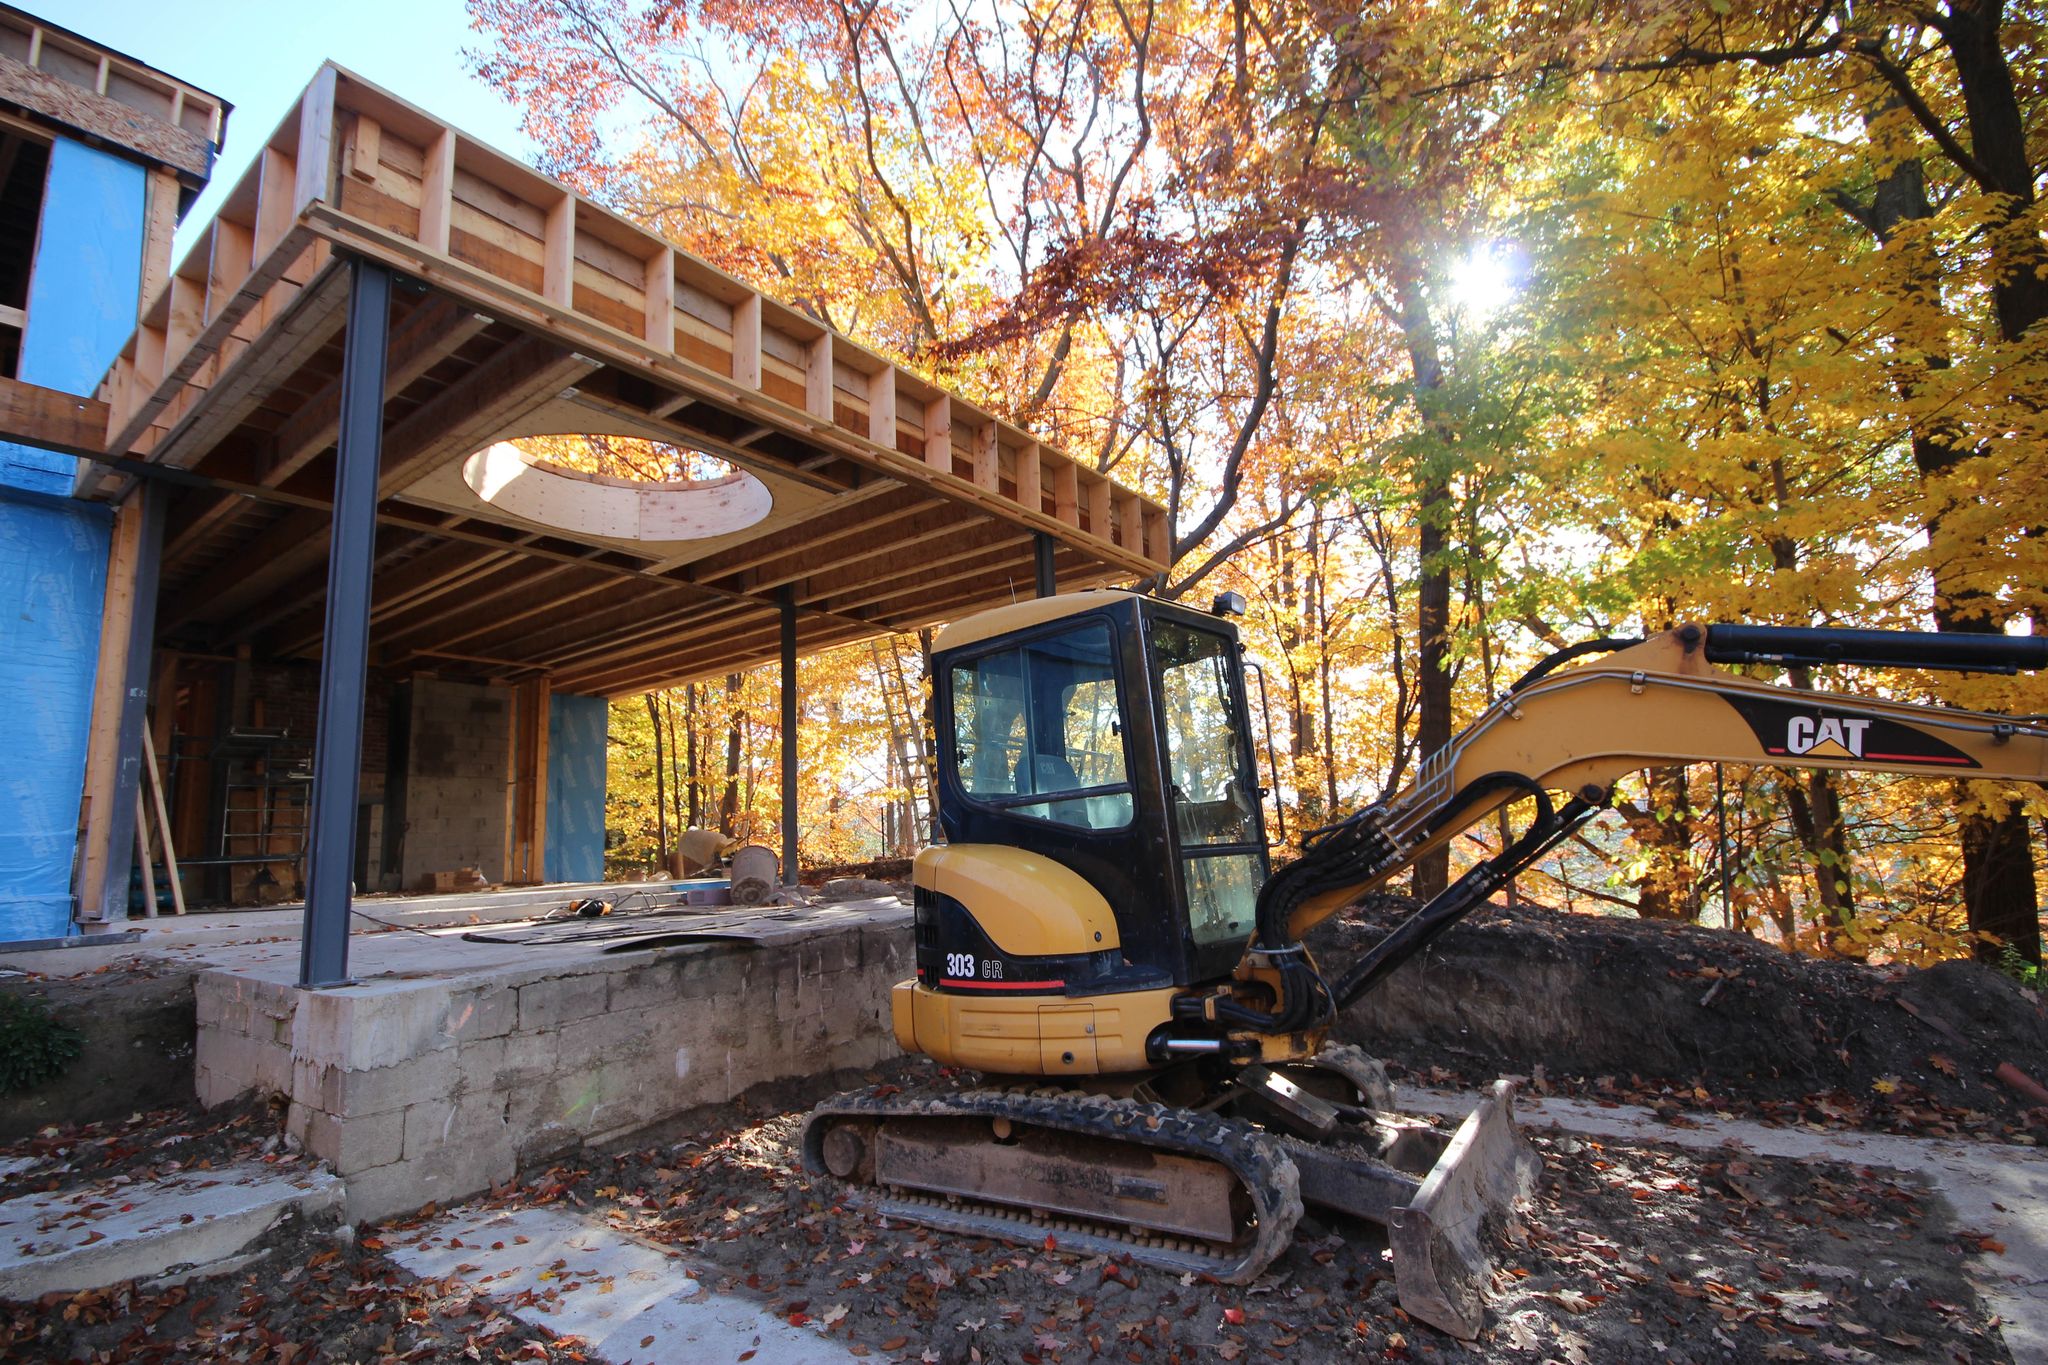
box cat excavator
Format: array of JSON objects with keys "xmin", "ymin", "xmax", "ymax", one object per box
[{"xmin": 801, "ymin": 589, "xmax": 2048, "ymax": 1337}]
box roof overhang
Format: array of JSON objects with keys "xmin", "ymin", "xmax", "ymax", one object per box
[{"xmin": 70, "ymin": 64, "xmax": 1172, "ymax": 696}]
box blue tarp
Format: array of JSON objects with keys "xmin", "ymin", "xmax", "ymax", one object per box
[
  {"xmin": 0, "ymin": 488, "xmax": 111, "ymax": 940},
  {"xmin": 545, "ymin": 693, "xmax": 608, "ymax": 884},
  {"xmin": 2, "ymin": 137, "xmax": 146, "ymax": 495}
]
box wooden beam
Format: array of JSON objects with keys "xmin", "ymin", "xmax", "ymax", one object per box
[
  {"xmin": 1016, "ymin": 440, "xmax": 1042, "ymax": 512},
  {"xmin": 139, "ymin": 167, "xmax": 180, "ymax": 320},
  {"xmin": 0, "ymin": 376, "xmax": 108, "ymax": 453},
  {"xmin": 365, "ymin": 558, "xmax": 588, "ymax": 656},
  {"xmin": 922, "ymin": 395, "xmax": 951, "ymax": 473},
  {"xmin": 150, "ymin": 263, "xmax": 353, "ymax": 483},
  {"xmin": 376, "ymin": 335, "xmax": 601, "ymax": 498},
  {"xmin": 74, "ymin": 490, "xmax": 161, "ymax": 924},
  {"xmin": 805, "ymin": 334, "xmax": 833, "ymax": 420},
  {"xmin": 867, "ymin": 370, "xmax": 896, "ymax": 448},
  {"xmin": 731, "ymin": 295, "xmax": 762, "ymax": 389},
  {"xmin": 164, "ymin": 293, "xmax": 486, "ymax": 567},
  {"xmin": 343, "ymin": 111, "xmax": 381, "ymax": 183},
  {"xmin": 269, "ymin": 541, "xmax": 514, "ymax": 657},
  {"xmin": 642, "ymin": 247, "xmax": 675, "ymax": 348},
  {"xmin": 164, "ymin": 508, "xmax": 331, "ymax": 629},
  {"xmin": 419, "ymin": 129, "xmax": 455, "ymax": 253},
  {"xmin": 971, "ymin": 422, "xmax": 999, "ymax": 491},
  {"xmin": 543, "ymin": 194, "xmax": 575, "ymax": 308},
  {"xmin": 294, "ymin": 66, "xmax": 338, "ymax": 218}
]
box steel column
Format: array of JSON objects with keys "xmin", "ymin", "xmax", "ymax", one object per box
[
  {"xmin": 779, "ymin": 584, "xmax": 799, "ymax": 885},
  {"xmin": 1034, "ymin": 531, "xmax": 1057, "ymax": 598},
  {"xmin": 300, "ymin": 258, "xmax": 390, "ymax": 988}
]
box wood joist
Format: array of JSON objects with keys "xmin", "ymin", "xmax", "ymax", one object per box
[{"xmin": 72, "ymin": 62, "xmax": 1167, "ymax": 696}]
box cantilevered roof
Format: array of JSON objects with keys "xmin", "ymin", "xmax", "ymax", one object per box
[{"xmin": 79, "ymin": 64, "xmax": 1170, "ymax": 697}]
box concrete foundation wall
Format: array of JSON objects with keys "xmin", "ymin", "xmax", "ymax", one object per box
[
  {"xmin": 398, "ymin": 678, "xmax": 512, "ymax": 886},
  {"xmin": 193, "ymin": 916, "xmax": 912, "ymax": 1223}
]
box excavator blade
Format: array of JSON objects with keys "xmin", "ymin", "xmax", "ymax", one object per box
[{"xmin": 1386, "ymin": 1079, "xmax": 1541, "ymax": 1338}]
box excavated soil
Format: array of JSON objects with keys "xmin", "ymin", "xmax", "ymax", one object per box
[{"xmin": 1321, "ymin": 896, "xmax": 2048, "ymax": 1142}]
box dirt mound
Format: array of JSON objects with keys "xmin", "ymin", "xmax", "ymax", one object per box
[{"xmin": 1318, "ymin": 896, "xmax": 2048, "ymax": 1139}]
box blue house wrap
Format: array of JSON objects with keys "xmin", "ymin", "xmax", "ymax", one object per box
[
  {"xmin": 0, "ymin": 488, "xmax": 111, "ymax": 940},
  {"xmin": 545, "ymin": 693, "xmax": 609, "ymax": 884},
  {"xmin": 2, "ymin": 139, "xmax": 146, "ymax": 496},
  {"xmin": 0, "ymin": 136, "xmax": 148, "ymax": 939}
]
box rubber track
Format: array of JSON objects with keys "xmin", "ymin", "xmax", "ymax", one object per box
[{"xmin": 800, "ymin": 1086, "xmax": 1303, "ymax": 1285}]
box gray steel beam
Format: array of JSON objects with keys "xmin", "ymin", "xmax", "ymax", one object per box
[
  {"xmin": 1034, "ymin": 531, "xmax": 1057, "ymax": 598},
  {"xmin": 300, "ymin": 257, "xmax": 391, "ymax": 988},
  {"xmin": 780, "ymin": 583, "xmax": 798, "ymax": 886}
]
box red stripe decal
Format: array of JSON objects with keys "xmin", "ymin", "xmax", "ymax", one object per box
[{"xmin": 939, "ymin": 977, "xmax": 1065, "ymax": 991}]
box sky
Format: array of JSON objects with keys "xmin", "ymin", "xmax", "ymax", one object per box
[{"xmin": 33, "ymin": 0, "xmax": 538, "ymax": 256}]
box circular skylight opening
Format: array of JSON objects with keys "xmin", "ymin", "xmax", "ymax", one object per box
[{"xmin": 461, "ymin": 435, "xmax": 772, "ymax": 543}]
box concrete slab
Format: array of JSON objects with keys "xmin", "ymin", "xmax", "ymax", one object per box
[
  {"xmin": 0, "ymin": 1161, "xmax": 343, "ymax": 1298},
  {"xmin": 389, "ymin": 1204, "xmax": 855, "ymax": 1363},
  {"xmin": 0, "ymin": 877, "xmax": 739, "ymax": 977},
  {"xmin": 1402, "ymin": 1087, "xmax": 2048, "ymax": 1365}
]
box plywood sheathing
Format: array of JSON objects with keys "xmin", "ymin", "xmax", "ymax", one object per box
[{"xmin": 81, "ymin": 64, "xmax": 1170, "ymax": 693}]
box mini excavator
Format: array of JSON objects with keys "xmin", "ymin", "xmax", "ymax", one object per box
[{"xmin": 801, "ymin": 590, "xmax": 2048, "ymax": 1336}]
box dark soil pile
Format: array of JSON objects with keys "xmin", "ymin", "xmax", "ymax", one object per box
[
  {"xmin": 1319, "ymin": 896, "xmax": 2048, "ymax": 1141},
  {"xmin": 0, "ymin": 962, "xmax": 197, "ymax": 1140}
]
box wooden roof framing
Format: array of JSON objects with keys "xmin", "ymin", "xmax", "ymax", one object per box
[{"xmin": 75, "ymin": 64, "xmax": 1172, "ymax": 697}]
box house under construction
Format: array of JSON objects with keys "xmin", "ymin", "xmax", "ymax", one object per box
[{"xmin": 0, "ymin": 11, "xmax": 1170, "ymax": 979}]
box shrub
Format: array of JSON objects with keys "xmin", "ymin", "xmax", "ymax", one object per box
[{"xmin": 0, "ymin": 992, "xmax": 84, "ymax": 1092}]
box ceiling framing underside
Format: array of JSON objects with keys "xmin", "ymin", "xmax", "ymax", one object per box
[{"xmin": 82, "ymin": 65, "xmax": 1172, "ymax": 697}]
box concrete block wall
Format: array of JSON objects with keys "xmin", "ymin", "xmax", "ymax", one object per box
[
  {"xmin": 193, "ymin": 915, "xmax": 913, "ymax": 1223},
  {"xmin": 398, "ymin": 678, "xmax": 511, "ymax": 886}
]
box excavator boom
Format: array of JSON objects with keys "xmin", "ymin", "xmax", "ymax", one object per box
[{"xmin": 1266, "ymin": 623, "xmax": 2048, "ymax": 1010}]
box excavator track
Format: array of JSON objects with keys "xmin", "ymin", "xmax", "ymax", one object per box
[{"xmin": 799, "ymin": 1085, "xmax": 1302, "ymax": 1285}]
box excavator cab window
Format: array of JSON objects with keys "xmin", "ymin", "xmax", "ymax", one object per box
[
  {"xmin": 1150, "ymin": 619, "xmax": 1267, "ymax": 948},
  {"xmin": 949, "ymin": 620, "xmax": 1135, "ymax": 831}
]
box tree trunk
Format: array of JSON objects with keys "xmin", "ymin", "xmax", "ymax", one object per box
[
  {"xmin": 1389, "ymin": 245, "xmax": 1454, "ymax": 901},
  {"xmin": 664, "ymin": 690, "xmax": 685, "ymax": 843},
  {"xmin": 1928, "ymin": 6, "xmax": 2043, "ymax": 965},
  {"xmin": 1837, "ymin": 119, "xmax": 2041, "ymax": 967},
  {"xmin": 720, "ymin": 672, "xmax": 743, "ymax": 837},
  {"xmin": 646, "ymin": 692, "xmax": 668, "ymax": 868},
  {"xmin": 685, "ymin": 683, "xmax": 699, "ymax": 829},
  {"xmin": 1625, "ymin": 766, "xmax": 1696, "ymax": 920}
]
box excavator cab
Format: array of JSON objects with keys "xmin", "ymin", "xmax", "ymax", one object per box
[{"xmin": 919, "ymin": 591, "xmax": 1270, "ymax": 1009}]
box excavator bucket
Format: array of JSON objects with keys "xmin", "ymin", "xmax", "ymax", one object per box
[{"xmin": 1386, "ymin": 1080, "xmax": 1541, "ymax": 1338}]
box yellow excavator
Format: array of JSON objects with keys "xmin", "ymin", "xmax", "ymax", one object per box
[{"xmin": 801, "ymin": 589, "xmax": 2048, "ymax": 1336}]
